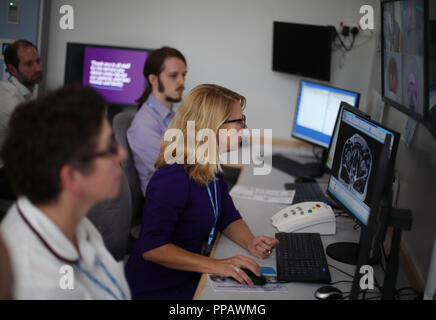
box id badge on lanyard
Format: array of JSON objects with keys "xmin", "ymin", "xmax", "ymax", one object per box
[{"xmin": 203, "ymin": 180, "xmax": 218, "ymax": 256}]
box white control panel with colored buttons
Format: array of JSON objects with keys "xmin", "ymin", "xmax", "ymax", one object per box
[{"xmin": 271, "ymin": 201, "xmax": 336, "ymax": 235}]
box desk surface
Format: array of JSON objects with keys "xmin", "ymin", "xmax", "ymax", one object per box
[{"xmin": 195, "ymin": 150, "xmax": 362, "ymax": 300}]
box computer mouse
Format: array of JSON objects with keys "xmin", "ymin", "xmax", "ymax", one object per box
[
  {"xmin": 314, "ymin": 285, "xmax": 343, "ymax": 300},
  {"xmin": 240, "ymin": 268, "xmax": 267, "ymax": 286}
]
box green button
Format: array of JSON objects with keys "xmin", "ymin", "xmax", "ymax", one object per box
[{"xmin": 308, "ymin": 209, "xmax": 312, "ymax": 213}]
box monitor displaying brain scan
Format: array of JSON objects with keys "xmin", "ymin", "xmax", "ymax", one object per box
[
  {"xmin": 338, "ymin": 133, "xmax": 372, "ymax": 202},
  {"xmin": 327, "ymin": 109, "xmax": 396, "ymax": 226},
  {"xmin": 382, "ymin": 0, "xmax": 426, "ymax": 119}
]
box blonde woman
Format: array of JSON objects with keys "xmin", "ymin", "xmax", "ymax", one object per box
[{"xmin": 125, "ymin": 84, "xmax": 278, "ymax": 300}]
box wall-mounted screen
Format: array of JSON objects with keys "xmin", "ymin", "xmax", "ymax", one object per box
[
  {"xmin": 273, "ymin": 21, "xmax": 333, "ymax": 81},
  {"xmin": 64, "ymin": 43, "xmax": 151, "ymax": 106},
  {"xmin": 381, "ymin": 0, "xmax": 428, "ymax": 121}
]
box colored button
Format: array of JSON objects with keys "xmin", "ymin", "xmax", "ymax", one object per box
[
  {"xmin": 308, "ymin": 209, "xmax": 312, "ymax": 213},
  {"xmin": 316, "ymin": 204, "xmax": 321, "ymax": 208}
]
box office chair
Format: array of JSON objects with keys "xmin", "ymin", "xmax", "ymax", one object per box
[
  {"xmin": 112, "ymin": 111, "xmax": 145, "ymax": 231},
  {"xmin": 87, "ymin": 170, "xmax": 132, "ymax": 261}
]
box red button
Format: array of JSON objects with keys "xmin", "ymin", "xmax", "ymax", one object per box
[{"xmin": 316, "ymin": 204, "xmax": 321, "ymax": 207}]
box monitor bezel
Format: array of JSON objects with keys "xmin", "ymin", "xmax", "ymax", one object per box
[
  {"xmin": 326, "ymin": 106, "xmax": 400, "ymax": 228},
  {"xmin": 64, "ymin": 42, "xmax": 153, "ymax": 107},
  {"xmin": 424, "ymin": 4, "xmax": 436, "ymax": 139},
  {"xmin": 381, "ymin": 0, "xmax": 429, "ymax": 122},
  {"xmin": 291, "ymin": 79, "xmax": 361, "ymax": 149}
]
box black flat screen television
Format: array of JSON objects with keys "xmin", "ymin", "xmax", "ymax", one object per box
[
  {"xmin": 272, "ymin": 21, "xmax": 333, "ymax": 82},
  {"xmin": 425, "ymin": 2, "xmax": 436, "ymax": 138},
  {"xmin": 64, "ymin": 42, "xmax": 152, "ymax": 107}
]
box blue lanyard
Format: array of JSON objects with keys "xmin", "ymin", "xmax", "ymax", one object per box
[
  {"xmin": 205, "ymin": 180, "xmax": 218, "ymax": 254},
  {"xmin": 76, "ymin": 257, "xmax": 127, "ymax": 300},
  {"xmin": 146, "ymin": 100, "xmax": 169, "ymax": 128},
  {"xmin": 7, "ymin": 75, "xmax": 16, "ymax": 87}
]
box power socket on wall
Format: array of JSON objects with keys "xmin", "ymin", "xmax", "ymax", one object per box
[{"xmin": 7, "ymin": 0, "xmax": 20, "ymax": 24}]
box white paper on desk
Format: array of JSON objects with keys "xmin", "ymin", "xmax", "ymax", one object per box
[
  {"xmin": 230, "ymin": 185, "xmax": 295, "ymax": 204},
  {"xmin": 207, "ymin": 274, "xmax": 288, "ymax": 293}
]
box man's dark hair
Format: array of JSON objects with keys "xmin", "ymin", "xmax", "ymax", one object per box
[
  {"xmin": 3, "ymin": 39, "xmax": 37, "ymax": 73},
  {"xmin": 136, "ymin": 46, "xmax": 186, "ymax": 109},
  {"xmin": 1, "ymin": 84, "xmax": 107, "ymax": 204}
]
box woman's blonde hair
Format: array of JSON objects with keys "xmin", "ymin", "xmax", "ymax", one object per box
[{"xmin": 155, "ymin": 84, "xmax": 246, "ymax": 186}]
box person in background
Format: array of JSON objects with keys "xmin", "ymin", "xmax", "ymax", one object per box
[
  {"xmin": 125, "ymin": 84, "xmax": 278, "ymax": 300},
  {"xmin": 127, "ymin": 46, "xmax": 187, "ymax": 196},
  {"xmin": 0, "ymin": 39, "xmax": 43, "ymax": 200},
  {"xmin": 0, "ymin": 85, "xmax": 131, "ymax": 299}
]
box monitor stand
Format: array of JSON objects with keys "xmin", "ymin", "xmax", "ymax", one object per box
[
  {"xmin": 326, "ymin": 242, "xmax": 360, "ymax": 265},
  {"xmin": 326, "ymin": 242, "xmax": 380, "ymax": 266},
  {"xmin": 271, "ymin": 149, "xmax": 327, "ymax": 179},
  {"xmin": 296, "ymin": 162, "xmax": 324, "ymax": 179}
]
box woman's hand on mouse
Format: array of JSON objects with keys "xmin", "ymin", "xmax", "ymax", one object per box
[{"xmin": 212, "ymin": 255, "xmax": 260, "ymax": 286}]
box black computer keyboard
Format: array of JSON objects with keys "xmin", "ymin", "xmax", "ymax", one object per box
[
  {"xmin": 275, "ymin": 232, "xmax": 331, "ymax": 283},
  {"xmin": 271, "ymin": 154, "xmax": 317, "ymax": 178},
  {"xmin": 284, "ymin": 182, "xmax": 339, "ymax": 208}
]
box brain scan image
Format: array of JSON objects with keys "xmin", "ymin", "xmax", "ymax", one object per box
[
  {"xmin": 384, "ymin": 51, "xmax": 402, "ymax": 103},
  {"xmin": 388, "ymin": 57, "xmax": 398, "ymax": 93},
  {"xmin": 383, "ymin": 2, "xmax": 401, "ymax": 52},
  {"xmin": 402, "ymin": 0, "xmax": 424, "ymax": 56},
  {"xmin": 339, "ymin": 134, "xmax": 372, "ymax": 201},
  {"xmin": 406, "ymin": 71, "xmax": 418, "ymax": 111},
  {"xmin": 402, "ymin": 55, "xmax": 423, "ymax": 115}
]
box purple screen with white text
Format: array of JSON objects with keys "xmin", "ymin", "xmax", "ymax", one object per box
[{"xmin": 82, "ymin": 46, "xmax": 148, "ymax": 105}]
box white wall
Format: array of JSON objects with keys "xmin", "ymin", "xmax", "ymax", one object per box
[{"xmin": 46, "ymin": 0, "xmax": 379, "ymax": 139}]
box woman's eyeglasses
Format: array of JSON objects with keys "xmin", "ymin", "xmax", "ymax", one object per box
[{"xmin": 223, "ymin": 114, "xmax": 246, "ymax": 127}]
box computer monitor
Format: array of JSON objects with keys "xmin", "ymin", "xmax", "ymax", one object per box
[
  {"xmin": 381, "ymin": 0, "xmax": 429, "ymax": 121},
  {"xmin": 272, "ymin": 21, "xmax": 334, "ymax": 81},
  {"xmin": 425, "ymin": 0, "xmax": 436, "ymax": 138},
  {"xmin": 288, "ymin": 80, "xmax": 360, "ymax": 178},
  {"xmin": 292, "ymin": 80, "xmax": 360, "ymax": 148},
  {"xmin": 326, "ymin": 107, "xmax": 400, "ymax": 265},
  {"xmin": 64, "ymin": 42, "xmax": 151, "ymax": 107},
  {"xmin": 325, "ymin": 102, "xmax": 371, "ymax": 173},
  {"xmin": 2, "ymin": 43, "xmax": 10, "ymax": 55}
]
